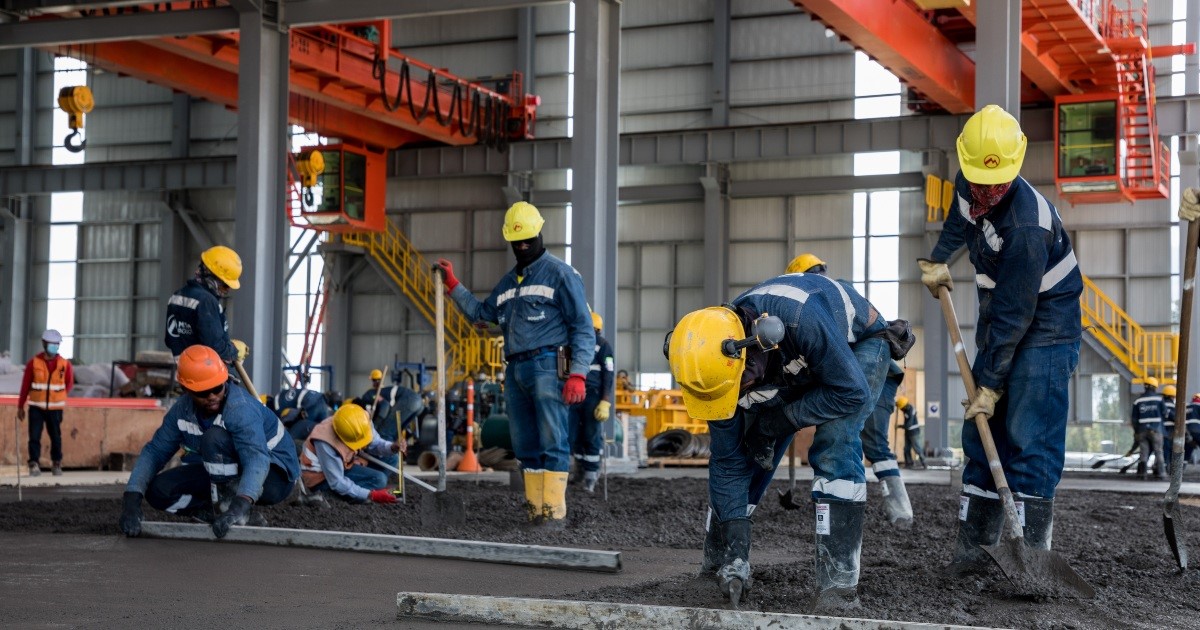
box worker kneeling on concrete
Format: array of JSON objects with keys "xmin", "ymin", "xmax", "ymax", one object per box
[
  {"xmin": 164, "ymin": 245, "xmax": 248, "ymax": 365},
  {"xmin": 119, "ymin": 345, "xmax": 301, "ymax": 539},
  {"xmin": 787, "ymin": 253, "xmax": 914, "ymax": 527},
  {"xmin": 299, "ymin": 404, "xmax": 404, "ymax": 504},
  {"xmin": 666, "ymin": 272, "xmax": 891, "ymax": 612},
  {"xmin": 567, "ymin": 312, "xmax": 615, "ymax": 493},
  {"xmin": 273, "ymin": 373, "xmax": 331, "ymax": 441}
]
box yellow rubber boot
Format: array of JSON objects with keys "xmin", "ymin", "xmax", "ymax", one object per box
[
  {"xmin": 522, "ymin": 470, "xmax": 544, "ymax": 523},
  {"xmin": 543, "ymin": 471, "xmax": 569, "ymax": 526}
]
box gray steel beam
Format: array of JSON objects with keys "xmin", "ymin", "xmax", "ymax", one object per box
[
  {"xmin": 229, "ymin": 8, "xmax": 289, "ymax": 393},
  {"xmin": 728, "ymin": 173, "xmax": 924, "ymax": 197},
  {"xmin": 570, "ymin": 0, "xmax": 620, "ymax": 335},
  {"xmin": 516, "ymin": 7, "xmax": 536, "ymax": 99},
  {"xmin": 0, "ymin": 7, "xmax": 239, "ymax": 49},
  {"xmin": 139, "ymin": 522, "xmax": 622, "ymax": 571},
  {"xmin": 284, "ymin": 0, "xmax": 567, "ymax": 28},
  {"xmin": 2, "ymin": 0, "xmax": 147, "ymax": 12},
  {"xmin": 711, "ymin": 0, "xmax": 731, "ymax": 127},
  {"xmin": 974, "ymin": 0, "xmax": 1020, "ymax": 115},
  {"xmin": 0, "ymin": 157, "xmax": 237, "ymax": 196}
]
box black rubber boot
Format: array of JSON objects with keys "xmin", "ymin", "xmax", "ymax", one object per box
[
  {"xmin": 700, "ymin": 511, "xmax": 724, "ymax": 575},
  {"xmin": 743, "ymin": 413, "xmax": 794, "ymax": 471},
  {"xmin": 715, "ymin": 518, "xmax": 752, "ymax": 608},
  {"xmin": 946, "ymin": 493, "xmax": 1005, "ymax": 577},
  {"xmin": 810, "ymin": 499, "xmax": 865, "ymax": 614},
  {"xmin": 1021, "ymin": 497, "xmax": 1054, "ymax": 550}
]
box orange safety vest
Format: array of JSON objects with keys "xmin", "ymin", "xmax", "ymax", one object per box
[
  {"xmin": 29, "ymin": 355, "xmax": 68, "ymax": 410},
  {"xmin": 299, "ymin": 419, "xmax": 356, "ymax": 489}
]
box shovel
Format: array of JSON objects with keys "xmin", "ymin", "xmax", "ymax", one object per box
[
  {"xmin": 1164, "ymin": 217, "xmax": 1199, "ymax": 571},
  {"xmin": 938, "ymin": 286, "xmax": 1094, "ymax": 598},
  {"xmin": 777, "ymin": 438, "xmax": 802, "ymax": 510},
  {"xmin": 233, "ymin": 359, "xmax": 260, "ymax": 400},
  {"xmin": 361, "ymin": 451, "xmax": 466, "ymax": 527}
]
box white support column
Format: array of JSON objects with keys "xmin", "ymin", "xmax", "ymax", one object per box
[{"xmin": 974, "ymin": 0, "xmax": 1020, "ymax": 115}]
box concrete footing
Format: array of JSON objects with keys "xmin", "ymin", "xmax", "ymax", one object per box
[
  {"xmin": 395, "ymin": 592, "xmax": 1003, "ymax": 629},
  {"xmin": 139, "ymin": 522, "xmax": 621, "ymax": 571}
]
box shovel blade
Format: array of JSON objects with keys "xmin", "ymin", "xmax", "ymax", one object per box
[
  {"xmin": 777, "ymin": 489, "xmax": 803, "ymax": 511},
  {"xmin": 420, "ymin": 491, "xmax": 467, "ymax": 528},
  {"xmin": 1163, "ymin": 505, "xmax": 1189, "ymax": 571},
  {"xmin": 983, "ymin": 538, "xmax": 1095, "ymax": 599}
]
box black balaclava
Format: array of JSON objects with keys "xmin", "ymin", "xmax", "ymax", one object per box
[{"xmin": 512, "ymin": 234, "xmax": 545, "ymax": 275}]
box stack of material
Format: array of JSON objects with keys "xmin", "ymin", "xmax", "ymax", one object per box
[
  {"xmin": 0, "ymin": 353, "xmax": 23, "ymax": 394},
  {"xmin": 477, "ymin": 447, "xmax": 519, "ymax": 471},
  {"xmin": 647, "ymin": 429, "xmax": 711, "ymax": 459},
  {"xmin": 71, "ymin": 363, "xmax": 131, "ymax": 398}
]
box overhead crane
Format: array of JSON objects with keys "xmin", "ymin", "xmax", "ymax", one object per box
[{"xmin": 791, "ymin": 0, "xmax": 1195, "ymax": 204}]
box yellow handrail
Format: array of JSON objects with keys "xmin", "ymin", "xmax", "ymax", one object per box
[{"xmin": 1080, "ymin": 274, "xmax": 1177, "ymax": 383}]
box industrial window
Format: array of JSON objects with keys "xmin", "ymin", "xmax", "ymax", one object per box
[
  {"xmin": 851, "ymin": 158, "xmax": 901, "ymax": 319},
  {"xmin": 285, "ymin": 127, "xmax": 328, "ymax": 390}
]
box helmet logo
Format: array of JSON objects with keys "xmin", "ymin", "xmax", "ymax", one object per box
[
  {"xmin": 983, "ymin": 154, "xmax": 1000, "ymax": 169},
  {"xmin": 513, "ymin": 223, "xmax": 522, "ymax": 232}
]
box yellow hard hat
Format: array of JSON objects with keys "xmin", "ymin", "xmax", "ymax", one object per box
[
  {"xmin": 896, "ymin": 396, "xmax": 909, "ymax": 409},
  {"xmin": 1144, "ymin": 377, "xmax": 1160, "ymax": 389},
  {"xmin": 369, "ymin": 369, "xmax": 383, "ymax": 380},
  {"xmin": 1162, "ymin": 385, "xmax": 1177, "ymax": 397},
  {"xmin": 956, "ymin": 104, "xmax": 1027, "ymax": 185},
  {"xmin": 786, "ymin": 253, "xmax": 826, "ymax": 275},
  {"xmin": 200, "ymin": 245, "xmax": 243, "ymax": 290},
  {"xmin": 667, "ymin": 307, "xmax": 745, "ymax": 421},
  {"xmin": 501, "ymin": 201, "xmax": 544, "ymax": 242},
  {"xmin": 332, "ymin": 403, "xmax": 373, "ymax": 451},
  {"xmin": 591, "ymin": 311, "xmax": 603, "ymax": 331}
]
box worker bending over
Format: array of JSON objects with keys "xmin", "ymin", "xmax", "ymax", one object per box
[
  {"xmin": 299, "ymin": 404, "xmax": 403, "ymax": 504},
  {"xmin": 667, "ymin": 272, "xmax": 893, "ymax": 611},
  {"xmin": 273, "ymin": 373, "xmax": 331, "ymax": 440},
  {"xmin": 164, "ymin": 245, "xmax": 248, "ymax": 365},
  {"xmin": 568, "ymin": 312, "xmax": 615, "ymax": 493},
  {"xmin": 359, "ymin": 369, "xmax": 424, "ymax": 448},
  {"xmin": 437, "ymin": 202, "xmax": 594, "ymax": 528},
  {"xmin": 1131, "ymin": 378, "xmax": 1165, "ymax": 480},
  {"xmin": 897, "ymin": 396, "xmax": 925, "ymax": 469},
  {"xmin": 918, "ymin": 105, "xmax": 1082, "ymax": 576},
  {"xmin": 119, "ymin": 345, "xmax": 300, "ymax": 539}
]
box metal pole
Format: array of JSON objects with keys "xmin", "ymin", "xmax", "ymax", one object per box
[{"xmin": 434, "ymin": 270, "xmax": 447, "ymax": 492}]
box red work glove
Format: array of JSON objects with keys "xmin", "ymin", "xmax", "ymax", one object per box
[
  {"xmin": 368, "ymin": 489, "xmax": 398, "ymax": 504},
  {"xmin": 562, "ymin": 374, "xmax": 587, "ymax": 405},
  {"xmin": 434, "ymin": 259, "xmax": 460, "ymax": 292}
]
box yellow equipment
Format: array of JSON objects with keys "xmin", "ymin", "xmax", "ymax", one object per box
[
  {"xmin": 502, "ymin": 201, "xmax": 544, "ymax": 241},
  {"xmin": 786, "ymin": 253, "xmax": 826, "ymax": 275},
  {"xmin": 200, "ymin": 245, "xmax": 243, "ymax": 290},
  {"xmin": 296, "ymin": 150, "xmax": 325, "ymax": 206},
  {"xmin": 591, "ymin": 311, "xmax": 603, "ymax": 331},
  {"xmin": 332, "ymin": 403, "xmax": 373, "ymax": 450},
  {"xmin": 58, "ymin": 85, "xmax": 94, "ymax": 153},
  {"xmin": 957, "ymin": 104, "xmax": 1027, "ymax": 185}
]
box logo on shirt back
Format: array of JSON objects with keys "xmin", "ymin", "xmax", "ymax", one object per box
[{"xmin": 166, "ymin": 315, "xmax": 193, "ymax": 338}]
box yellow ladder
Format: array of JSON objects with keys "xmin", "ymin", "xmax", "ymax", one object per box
[
  {"xmin": 342, "ymin": 221, "xmax": 503, "ymax": 384},
  {"xmin": 1080, "ymin": 274, "xmax": 1177, "ymax": 384}
]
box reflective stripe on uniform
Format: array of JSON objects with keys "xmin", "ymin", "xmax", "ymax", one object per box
[
  {"xmin": 743, "ymin": 283, "xmax": 809, "ymax": 305},
  {"xmin": 204, "ymin": 461, "xmax": 238, "ymax": 476},
  {"xmin": 871, "ymin": 460, "xmax": 899, "ymax": 474},
  {"xmin": 573, "ymin": 454, "xmax": 600, "ymax": 463},
  {"xmin": 267, "ymin": 419, "xmax": 286, "ymax": 449},
  {"xmin": 178, "ymin": 419, "xmax": 203, "ymax": 436},
  {"xmin": 300, "ymin": 446, "xmax": 323, "ymax": 473},
  {"xmin": 976, "ymin": 274, "xmax": 996, "ymax": 289},
  {"xmin": 169, "ymin": 294, "xmax": 200, "ymax": 310},
  {"xmin": 964, "ymin": 484, "xmax": 999, "ymax": 499},
  {"xmin": 1039, "ymin": 250, "xmax": 1078, "ymax": 293},
  {"xmin": 519, "ymin": 285, "xmax": 555, "ymax": 300},
  {"xmin": 812, "ymin": 477, "xmax": 866, "ymax": 501},
  {"xmin": 164, "ymin": 494, "xmax": 193, "ymax": 514},
  {"xmin": 826, "ymin": 277, "xmax": 858, "ymax": 343}
]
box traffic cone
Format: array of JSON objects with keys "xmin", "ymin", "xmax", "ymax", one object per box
[{"xmin": 457, "ymin": 379, "xmax": 483, "ymax": 472}]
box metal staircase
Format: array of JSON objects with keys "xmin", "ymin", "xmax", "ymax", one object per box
[
  {"xmin": 1080, "ymin": 274, "xmax": 1177, "ymax": 383},
  {"xmin": 1108, "ymin": 3, "xmax": 1170, "ymax": 200}
]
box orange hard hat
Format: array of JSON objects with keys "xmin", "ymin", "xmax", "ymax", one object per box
[{"xmin": 177, "ymin": 345, "xmax": 229, "ymax": 392}]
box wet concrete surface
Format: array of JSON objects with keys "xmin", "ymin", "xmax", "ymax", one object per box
[{"xmin": 0, "ymin": 476, "xmax": 1197, "ymax": 629}]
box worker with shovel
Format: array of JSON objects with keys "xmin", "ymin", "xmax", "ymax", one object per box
[
  {"xmin": 298, "ymin": 403, "xmax": 405, "ymax": 505},
  {"xmin": 786, "ymin": 253, "xmax": 915, "ymax": 526},
  {"xmin": 917, "ymin": 104, "xmax": 1082, "ymax": 578},
  {"xmin": 164, "ymin": 245, "xmax": 248, "ymax": 366},
  {"xmin": 436, "ymin": 202, "xmax": 595, "ymax": 529},
  {"xmin": 667, "ymin": 272, "xmax": 897, "ymax": 612},
  {"xmin": 119, "ymin": 345, "xmax": 300, "ymax": 539},
  {"xmin": 359, "ymin": 369, "xmax": 424, "ymax": 449},
  {"xmin": 567, "ymin": 312, "xmax": 615, "ymax": 494},
  {"xmin": 897, "ymin": 397, "xmax": 925, "ymax": 469}
]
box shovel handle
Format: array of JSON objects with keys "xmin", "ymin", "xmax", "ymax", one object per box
[
  {"xmin": 937, "ymin": 286, "xmax": 1023, "ymax": 540},
  {"xmin": 233, "ymin": 359, "xmax": 260, "ymax": 401}
]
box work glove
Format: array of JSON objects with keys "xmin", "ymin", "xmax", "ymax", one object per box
[
  {"xmin": 119, "ymin": 491, "xmax": 144, "ymax": 537},
  {"xmin": 917, "ymin": 258, "xmax": 953, "ymax": 298},
  {"xmin": 212, "ymin": 495, "xmax": 252, "ymax": 539},
  {"xmin": 16, "ymin": 408, "xmax": 25, "ymax": 422},
  {"xmin": 368, "ymin": 489, "xmax": 398, "ymax": 504},
  {"xmin": 434, "ymin": 259, "xmax": 460, "ymax": 292},
  {"xmin": 1181, "ymin": 187, "xmax": 1200, "ymax": 222},
  {"xmin": 562, "ymin": 374, "xmax": 587, "ymax": 405},
  {"xmin": 964, "ymin": 386, "xmax": 1002, "ymax": 422},
  {"xmin": 593, "ymin": 399, "xmax": 612, "ymax": 422},
  {"xmin": 232, "ymin": 339, "xmax": 249, "ymax": 362}
]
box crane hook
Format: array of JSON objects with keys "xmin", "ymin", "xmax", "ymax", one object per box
[{"xmin": 64, "ymin": 129, "xmax": 86, "ymax": 153}]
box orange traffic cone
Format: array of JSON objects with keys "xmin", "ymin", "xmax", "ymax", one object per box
[{"xmin": 457, "ymin": 379, "xmax": 483, "ymax": 472}]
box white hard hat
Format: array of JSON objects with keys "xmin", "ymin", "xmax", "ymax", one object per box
[{"xmin": 42, "ymin": 329, "xmax": 63, "ymax": 343}]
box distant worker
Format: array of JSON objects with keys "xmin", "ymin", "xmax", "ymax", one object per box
[
  {"xmin": 897, "ymin": 396, "xmax": 925, "ymax": 469},
  {"xmin": 359, "ymin": 369, "xmax": 424, "ymax": 447},
  {"xmin": 164, "ymin": 245, "xmax": 248, "ymax": 365},
  {"xmin": 16, "ymin": 329, "xmax": 75, "ymax": 477},
  {"xmin": 436, "ymin": 201, "xmax": 595, "ymax": 528},
  {"xmin": 616, "ymin": 370, "xmax": 634, "ymax": 392},
  {"xmin": 1161, "ymin": 384, "xmax": 1177, "ymax": 473},
  {"xmin": 119, "ymin": 345, "xmax": 300, "ymax": 539},
  {"xmin": 1186, "ymin": 393, "xmax": 1200, "ymax": 464},
  {"xmin": 568, "ymin": 312, "xmax": 615, "ymax": 493},
  {"xmin": 918, "ymin": 105, "xmax": 1082, "ymax": 576},
  {"xmin": 274, "ymin": 373, "xmax": 331, "ymax": 440},
  {"xmin": 787, "ymin": 252, "xmax": 913, "ymax": 526},
  {"xmin": 667, "ymin": 272, "xmax": 892, "ymax": 611},
  {"xmin": 1131, "ymin": 378, "xmax": 1165, "ymax": 480},
  {"xmin": 299, "ymin": 404, "xmax": 404, "ymax": 504}
]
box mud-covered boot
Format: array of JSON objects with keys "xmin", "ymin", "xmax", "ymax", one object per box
[
  {"xmin": 1020, "ymin": 497, "xmax": 1054, "ymax": 550},
  {"xmin": 522, "ymin": 470, "xmax": 544, "ymax": 524},
  {"xmin": 879, "ymin": 475, "xmax": 914, "ymax": 527},
  {"xmin": 715, "ymin": 518, "xmax": 752, "ymax": 608},
  {"xmin": 582, "ymin": 471, "xmax": 599, "ymax": 494},
  {"xmin": 541, "ymin": 471, "xmax": 569, "ymax": 531},
  {"xmin": 700, "ymin": 508, "xmax": 724, "ymax": 575},
  {"xmin": 810, "ymin": 499, "xmax": 864, "ymax": 614},
  {"xmin": 946, "ymin": 493, "xmax": 1005, "ymax": 577}
]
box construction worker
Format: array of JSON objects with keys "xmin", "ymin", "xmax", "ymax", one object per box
[
  {"xmin": 16, "ymin": 329, "xmax": 75, "ymax": 476},
  {"xmin": 436, "ymin": 201, "xmax": 595, "ymax": 528},
  {"xmin": 897, "ymin": 396, "xmax": 925, "ymax": 469},
  {"xmin": 359, "ymin": 368, "xmax": 424, "ymax": 446},
  {"xmin": 273, "ymin": 373, "xmax": 331, "ymax": 440},
  {"xmin": 119, "ymin": 345, "xmax": 300, "ymax": 539},
  {"xmin": 787, "ymin": 252, "xmax": 914, "ymax": 526},
  {"xmin": 1131, "ymin": 378, "xmax": 1166, "ymax": 479},
  {"xmin": 918, "ymin": 104, "xmax": 1082, "ymax": 577},
  {"xmin": 1162, "ymin": 384, "xmax": 1177, "ymax": 473},
  {"xmin": 164, "ymin": 245, "xmax": 248, "ymax": 364},
  {"xmin": 299, "ymin": 404, "xmax": 404, "ymax": 504},
  {"xmin": 568, "ymin": 312, "xmax": 614, "ymax": 493},
  {"xmin": 1186, "ymin": 394, "xmax": 1200, "ymax": 464},
  {"xmin": 667, "ymin": 272, "xmax": 891, "ymax": 611}
]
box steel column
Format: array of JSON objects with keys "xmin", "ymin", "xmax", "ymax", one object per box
[
  {"xmin": 1, "ymin": 47, "xmax": 36, "ymax": 359},
  {"xmin": 322, "ymin": 251, "xmax": 354, "ymax": 396},
  {"xmin": 171, "ymin": 93, "xmax": 191, "ymax": 160},
  {"xmin": 569, "ymin": 0, "xmax": 620, "ymax": 335},
  {"xmin": 516, "ymin": 6, "xmax": 536, "ymax": 100},
  {"xmin": 974, "ymin": 0, "xmax": 1020, "ymax": 115},
  {"xmin": 701, "ymin": 167, "xmax": 727, "ymax": 305},
  {"xmin": 230, "ymin": 7, "xmax": 289, "ymax": 391},
  {"xmin": 711, "ymin": 0, "xmax": 731, "ymax": 127}
]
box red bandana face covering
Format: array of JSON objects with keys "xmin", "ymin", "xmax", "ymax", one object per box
[{"xmin": 967, "ymin": 181, "xmax": 1013, "ymax": 220}]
